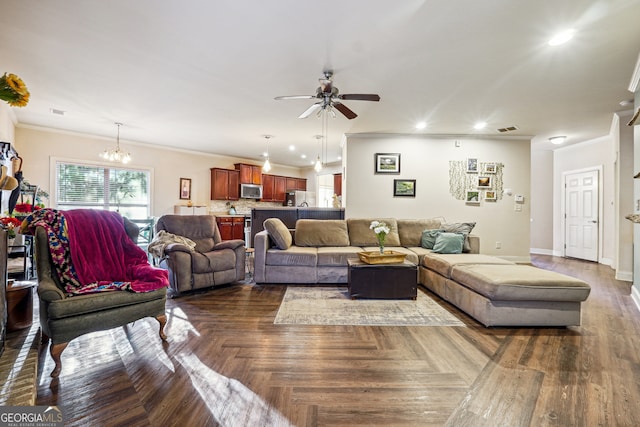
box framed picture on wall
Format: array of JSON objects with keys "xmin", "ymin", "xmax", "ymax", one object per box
[
  {"xmin": 483, "ymin": 163, "xmax": 497, "ymax": 173},
  {"xmin": 466, "ymin": 158, "xmax": 478, "ymax": 173},
  {"xmin": 477, "ymin": 176, "xmax": 492, "ymax": 188},
  {"xmin": 484, "ymin": 190, "xmax": 497, "ymax": 201},
  {"xmin": 466, "ymin": 190, "xmax": 480, "ymax": 204},
  {"xmin": 393, "ymin": 179, "xmax": 416, "ymax": 197},
  {"xmin": 375, "ymin": 153, "xmax": 401, "ymax": 174},
  {"xmin": 179, "ymin": 178, "xmax": 192, "ymax": 200}
]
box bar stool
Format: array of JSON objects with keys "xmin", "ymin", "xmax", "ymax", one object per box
[{"xmin": 245, "ymin": 248, "xmax": 255, "ymax": 281}]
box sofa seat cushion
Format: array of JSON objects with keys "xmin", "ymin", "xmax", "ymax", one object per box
[
  {"xmin": 295, "ymin": 219, "xmax": 350, "ymax": 247},
  {"xmin": 347, "ymin": 218, "xmax": 401, "ymax": 247},
  {"xmin": 48, "ymin": 287, "xmax": 167, "ymax": 320},
  {"xmin": 422, "ymin": 253, "xmax": 515, "ymax": 278},
  {"xmin": 450, "ymin": 264, "xmax": 591, "ymax": 301},
  {"xmin": 405, "ymin": 246, "xmax": 432, "ymax": 262},
  {"xmin": 317, "ymin": 246, "xmax": 363, "ymax": 266},
  {"xmin": 266, "ymin": 246, "xmax": 317, "ymax": 266},
  {"xmin": 191, "ymin": 250, "xmax": 236, "ymax": 273},
  {"xmin": 397, "ymin": 219, "xmax": 442, "ymax": 247},
  {"xmin": 361, "ymin": 246, "xmax": 419, "ymax": 265}
]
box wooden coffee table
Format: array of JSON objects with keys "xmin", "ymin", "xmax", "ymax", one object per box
[{"xmin": 347, "ymin": 259, "xmax": 417, "ymax": 300}]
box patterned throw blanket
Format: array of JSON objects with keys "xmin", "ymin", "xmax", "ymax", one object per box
[{"xmin": 24, "ymin": 208, "xmax": 168, "ymax": 296}]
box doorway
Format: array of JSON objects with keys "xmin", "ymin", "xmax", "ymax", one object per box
[{"xmin": 563, "ymin": 168, "xmax": 600, "ymax": 262}]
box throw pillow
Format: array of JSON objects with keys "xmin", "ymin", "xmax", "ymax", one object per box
[
  {"xmin": 442, "ymin": 222, "xmax": 476, "ymax": 252},
  {"xmin": 432, "ymin": 232, "xmax": 464, "ymax": 254},
  {"xmin": 263, "ymin": 218, "xmax": 292, "ymax": 250},
  {"xmin": 421, "ymin": 229, "xmax": 444, "ymax": 249}
]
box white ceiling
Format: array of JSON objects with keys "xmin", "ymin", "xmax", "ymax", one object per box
[{"xmin": 1, "ymin": 0, "xmax": 639, "ymax": 168}]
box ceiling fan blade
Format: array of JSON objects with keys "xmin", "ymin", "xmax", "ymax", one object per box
[
  {"xmin": 274, "ymin": 95, "xmax": 316, "ymax": 100},
  {"xmin": 338, "ymin": 94, "xmax": 380, "ymax": 102},
  {"xmin": 333, "ymin": 102, "xmax": 358, "ymax": 120},
  {"xmin": 298, "ymin": 103, "xmax": 322, "ymax": 119}
]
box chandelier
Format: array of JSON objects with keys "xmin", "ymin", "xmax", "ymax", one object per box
[{"xmin": 100, "ymin": 122, "xmax": 131, "ymax": 164}]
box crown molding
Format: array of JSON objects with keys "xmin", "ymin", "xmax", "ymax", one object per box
[{"xmin": 629, "ymin": 52, "xmax": 640, "ymax": 93}]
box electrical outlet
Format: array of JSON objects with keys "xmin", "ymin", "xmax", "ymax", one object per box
[{"xmin": 495, "ymin": 241, "xmax": 501, "ymax": 249}]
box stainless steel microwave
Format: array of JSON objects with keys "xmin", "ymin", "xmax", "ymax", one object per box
[{"xmin": 240, "ymin": 183, "xmax": 263, "ymax": 199}]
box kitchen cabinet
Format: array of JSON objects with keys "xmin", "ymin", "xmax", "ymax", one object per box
[
  {"xmin": 210, "ymin": 168, "xmax": 239, "ymax": 200},
  {"xmin": 333, "ymin": 173, "xmax": 342, "ymax": 196},
  {"xmin": 235, "ymin": 163, "xmax": 262, "ymax": 185},
  {"xmin": 174, "ymin": 205, "xmax": 208, "ymax": 215},
  {"xmin": 285, "ymin": 177, "xmax": 307, "ymax": 191},
  {"xmin": 216, "ymin": 216, "xmax": 245, "ymax": 241},
  {"xmin": 261, "ymin": 174, "xmax": 287, "ymax": 202}
]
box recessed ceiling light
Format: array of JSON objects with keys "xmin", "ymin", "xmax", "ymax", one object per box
[
  {"xmin": 337, "ymin": 156, "xmax": 342, "ymax": 160},
  {"xmin": 415, "ymin": 121, "xmax": 427, "ymax": 130},
  {"xmin": 262, "ymin": 151, "xmax": 268, "ymax": 157},
  {"xmin": 548, "ymin": 29, "xmax": 575, "ymax": 46},
  {"xmin": 301, "ymin": 154, "xmax": 307, "ymax": 159},
  {"xmin": 549, "ymin": 136, "xmax": 566, "ymax": 145},
  {"xmin": 289, "ymin": 145, "xmax": 295, "ymax": 151},
  {"xmin": 473, "ymin": 121, "xmax": 487, "ymax": 130}
]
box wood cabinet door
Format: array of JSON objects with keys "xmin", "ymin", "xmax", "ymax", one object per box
[
  {"xmin": 232, "ymin": 217, "xmax": 245, "ymax": 240},
  {"xmin": 228, "ymin": 170, "xmax": 239, "ymax": 200},
  {"xmin": 274, "ymin": 175, "xmax": 286, "ymax": 202},
  {"xmin": 296, "ymin": 178, "xmax": 307, "ymax": 191},
  {"xmin": 285, "ymin": 177, "xmax": 298, "ymax": 192},
  {"xmin": 217, "ymin": 218, "xmax": 233, "ymax": 240},
  {"xmin": 333, "ymin": 173, "xmax": 342, "ymax": 196},
  {"xmin": 211, "ymin": 168, "xmax": 229, "ymax": 200},
  {"xmin": 262, "ymin": 174, "xmax": 274, "ymax": 201},
  {"xmin": 236, "ymin": 164, "xmax": 252, "ymax": 184},
  {"xmin": 251, "ymin": 166, "xmax": 262, "ymax": 185}
]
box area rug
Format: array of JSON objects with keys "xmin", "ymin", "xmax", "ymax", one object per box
[{"xmin": 274, "ymin": 286, "xmax": 465, "ymax": 327}]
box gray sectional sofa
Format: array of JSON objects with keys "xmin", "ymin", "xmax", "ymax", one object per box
[{"xmin": 254, "ymin": 217, "xmax": 591, "ymax": 327}]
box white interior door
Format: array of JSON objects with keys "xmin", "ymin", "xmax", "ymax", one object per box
[{"xmin": 564, "ymin": 169, "xmax": 599, "ymax": 261}]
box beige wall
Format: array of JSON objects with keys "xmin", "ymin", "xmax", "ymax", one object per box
[
  {"xmin": 530, "ymin": 149, "xmax": 554, "ymax": 253},
  {"xmin": 344, "ymin": 134, "xmax": 532, "ymax": 260},
  {"xmin": 14, "ymin": 126, "xmax": 303, "ymax": 217},
  {"xmin": 614, "ymin": 112, "xmax": 634, "ymax": 281}
]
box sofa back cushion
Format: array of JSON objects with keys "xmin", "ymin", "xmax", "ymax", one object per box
[
  {"xmin": 264, "ymin": 218, "xmax": 293, "ymax": 250},
  {"xmin": 347, "ymin": 218, "xmax": 401, "ymax": 247},
  {"xmin": 156, "ymin": 215, "xmax": 219, "ymax": 252},
  {"xmin": 397, "ymin": 218, "xmax": 443, "ymax": 246},
  {"xmin": 295, "ymin": 219, "xmax": 350, "ymax": 247}
]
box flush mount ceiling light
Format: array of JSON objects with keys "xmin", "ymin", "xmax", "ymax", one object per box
[
  {"xmin": 100, "ymin": 122, "xmax": 131, "ymax": 164},
  {"xmin": 473, "ymin": 121, "xmax": 487, "ymax": 130},
  {"xmin": 262, "ymin": 135, "xmax": 272, "ymax": 173},
  {"xmin": 415, "ymin": 121, "xmax": 427, "ymax": 130},
  {"xmin": 549, "ymin": 136, "xmax": 566, "ymax": 145},
  {"xmin": 548, "ymin": 29, "xmax": 575, "ymax": 46}
]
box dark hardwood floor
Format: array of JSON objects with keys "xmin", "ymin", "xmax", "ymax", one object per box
[{"xmin": 35, "ymin": 255, "xmax": 640, "ymax": 426}]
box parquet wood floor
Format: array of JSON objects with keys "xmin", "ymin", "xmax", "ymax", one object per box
[{"xmin": 34, "ymin": 255, "xmax": 640, "ymax": 426}]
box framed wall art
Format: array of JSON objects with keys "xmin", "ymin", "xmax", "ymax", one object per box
[
  {"xmin": 466, "ymin": 158, "xmax": 478, "ymax": 173},
  {"xmin": 375, "ymin": 153, "xmax": 401, "ymax": 174},
  {"xmin": 179, "ymin": 178, "xmax": 192, "ymax": 200},
  {"xmin": 466, "ymin": 190, "xmax": 480, "ymax": 204},
  {"xmin": 477, "ymin": 176, "xmax": 492, "ymax": 188},
  {"xmin": 483, "ymin": 163, "xmax": 497, "ymax": 173},
  {"xmin": 484, "ymin": 190, "xmax": 497, "ymax": 201},
  {"xmin": 393, "ymin": 179, "xmax": 416, "ymax": 197}
]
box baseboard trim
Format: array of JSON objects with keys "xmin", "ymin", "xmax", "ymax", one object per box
[
  {"xmin": 632, "ymin": 286, "xmax": 640, "ymax": 313},
  {"xmin": 530, "ymin": 248, "xmax": 554, "ymax": 256},
  {"xmin": 616, "ymin": 271, "xmax": 633, "ymax": 282},
  {"xmin": 600, "ymin": 257, "xmax": 613, "ymax": 266}
]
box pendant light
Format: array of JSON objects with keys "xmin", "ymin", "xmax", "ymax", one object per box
[
  {"xmin": 313, "ymin": 134, "xmax": 322, "ymax": 172},
  {"xmin": 100, "ymin": 122, "xmax": 131, "ymax": 164},
  {"xmin": 262, "ymin": 135, "xmax": 272, "ymax": 173}
]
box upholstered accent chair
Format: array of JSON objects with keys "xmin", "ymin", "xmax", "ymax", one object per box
[
  {"xmin": 34, "ymin": 217, "xmax": 167, "ymax": 378},
  {"xmin": 155, "ymin": 215, "xmax": 245, "ymax": 296}
]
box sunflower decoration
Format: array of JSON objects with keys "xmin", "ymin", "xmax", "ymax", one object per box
[{"xmin": 0, "ymin": 72, "xmax": 30, "ymax": 107}]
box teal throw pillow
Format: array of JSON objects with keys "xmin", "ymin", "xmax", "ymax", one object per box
[
  {"xmin": 421, "ymin": 229, "xmax": 444, "ymax": 249},
  {"xmin": 432, "ymin": 232, "xmax": 464, "ymax": 254}
]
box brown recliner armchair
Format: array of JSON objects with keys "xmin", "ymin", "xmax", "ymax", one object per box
[{"xmin": 155, "ymin": 215, "xmax": 245, "ymax": 296}]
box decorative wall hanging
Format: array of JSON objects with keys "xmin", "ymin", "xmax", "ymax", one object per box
[
  {"xmin": 484, "ymin": 190, "xmax": 497, "ymax": 201},
  {"xmin": 449, "ymin": 160, "xmax": 504, "ymax": 201},
  {"xmin": 375, "ymin": 153, "xmax": 401, "ymax": 174},
  {"xmin": 466, "ymin": 190, "xmax": 480, "ymax": 204},
  {"xmin": 393, "ymin": 179, "xmax": 416, "ymax": 197},
  {"xmin": 179, "ymin": 178, "xmax": 191, "ymax": 200}
]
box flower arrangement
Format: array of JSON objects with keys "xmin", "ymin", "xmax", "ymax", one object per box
[
  {"xmin": 0, "ymin": 216, "xmax": 22, "ymax": 239},
  {"xmin": 0, "ymin": 73, "xmax": 30, "ymax": 107},
  {"xmin": 370, "ymin": 220, "xmax": 390, "ymax": 254},
  {"xmin": 14, "ymin": 202, "xmax": 36, "ymax": 214}
]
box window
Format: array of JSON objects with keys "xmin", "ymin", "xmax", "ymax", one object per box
[{"xmin": 55, "ymin": 160, "xmax": 151, "ymax": 219}]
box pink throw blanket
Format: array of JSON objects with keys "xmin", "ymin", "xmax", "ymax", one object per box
[{"xmin": 64, "ymin": 210, "xmax": 168, "ymax": 293}]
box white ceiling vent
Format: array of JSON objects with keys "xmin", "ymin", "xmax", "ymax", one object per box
[{"xmin": 497, "ymin": 125, "xmax": 518, "ymax": 133}]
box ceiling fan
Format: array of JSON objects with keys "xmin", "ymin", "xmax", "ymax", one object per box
[{"xmin": 275, "ymin": 70, "xmax": 380, "ymax": 120}]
